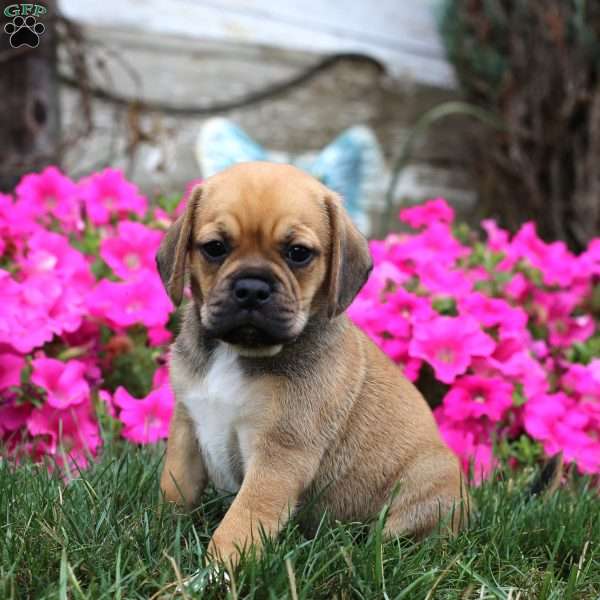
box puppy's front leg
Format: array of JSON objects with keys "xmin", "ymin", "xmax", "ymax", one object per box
[
  {"xmin": 160, "ymin": 402, "xmax": 207, "ymax": 509},
  {"xmin": 208, "ymin": 444, "xmax": 317, "ymax": 567}
]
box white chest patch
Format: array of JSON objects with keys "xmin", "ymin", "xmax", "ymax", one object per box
[{"xmin": 181, "ymin": 344, "xmax": 265, "ymax": 493}]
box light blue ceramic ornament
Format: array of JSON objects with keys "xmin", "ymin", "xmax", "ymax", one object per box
[{"xmin": 196, "ymin": 118, "xmax": 385, "ymax": 236}]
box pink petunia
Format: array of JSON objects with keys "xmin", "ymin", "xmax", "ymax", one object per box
[
  {"xmin": 533, "ymin": 289, "xmax": 595, "ymax": 348},
  {"xmin": 79, "ymin": 168, "xmax": 147, "ymax": 225},
  {"xmin": 442, "ymin": 375, "xmax": 514, "ymax": 422},
  {"xmin": 509, "ymin": 222, "xmax": 582, "ymax": 287},
  {"xmin": 409, "ymin": 314, "xmax": 496, "ymax": 384},
  {"xmin": 458, "ymin": 292, "xmax": 528, "ymax": 337},
  {"xmin": 15, "ymin": 166, "xmax": 82, "ymax": 232},
  {"xmin": 419, "ymin": 262, "xmax": 473, "ymax": 297},
  {"xmin": 524, "ymin": 392, "xmax": 600, "ymax": 474},
  {"xmin": 113, "ymin": 384, "xmax": 174, "ymax": 444},
  {"xmin": 152, "ymin": 364, "xmax": 170, "ymax": 388},
  {"xmin": 148, "ymin": 326, "xmax": 173, "ymax": 347},
  {"xmin": 26, "ymin": 401, "xmax": 101, "ymax": 469},
  {"xmin": 399, "ymin": 198, "xmax": 455, "ymax": 229},
  {"xmin": 0, "ymin": 397, "xmax": 32, "ymax": 436},
  {"xmin": 504, "ymin": 273, "xmax": 530, "ymax": 301},
  {"xmin": 19, "ymin": 229, "xmax": 95, "ymax": 292},
  {"xmin": 435, "ymin": 408, "xmax": 497, "ymax": 484},
  {"xmin": 88, "ymin": 271, "xmax": 173, "ymax": 329},
  {"xmin": 31, "ymin": 357, "xmax": 90, "ymax": 409},
  {"xmin": 0, "ymin": 193, "xmax": 42, "ymax": 248},
  {"xmin": 0, "ymin": 353, "xmax": 25, "ymax": 390},
  {"xmin": 100, "ymin": 221, "xmax": 163, "ymax": 280},
  {"xmin": 0, "ymin": 271, "xmax": 55, "ymax": 353},
  {"xmin": 561, "ymin": 361, "xmax": 600, "ymax": 403},
  {"xmin": 481, "ymin": 219, "xmax": 510, "ymax": 252},
  {"xmin": 98, "ymin": 389, "xmax": 116, "ymax": 418},
  {"xmin": 388, "ymin": 221, "xmax": 470, "ymax": 270}
]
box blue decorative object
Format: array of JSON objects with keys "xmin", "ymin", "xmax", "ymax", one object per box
[{"xmin": 196, "ymin": 118, "xmax": 385, "ymax": 235}]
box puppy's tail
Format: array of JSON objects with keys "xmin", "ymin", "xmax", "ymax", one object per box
[{"xmin": 528, "ymin": 453, "xmax": 564, "ymax": 497}]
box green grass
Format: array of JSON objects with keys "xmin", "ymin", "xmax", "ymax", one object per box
[{"xmin": 1, "ymin": 445, "xmax": 599, "ymax": 599}]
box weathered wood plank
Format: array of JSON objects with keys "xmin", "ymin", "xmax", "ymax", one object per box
[{"xmin": 58, "ymin": 24, "xmax": 474, "ymax": 236}]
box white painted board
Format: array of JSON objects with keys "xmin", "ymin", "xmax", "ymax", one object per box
[{"xmin": 58, "ymin": 0, "xmax": 454, "ymax": 87}]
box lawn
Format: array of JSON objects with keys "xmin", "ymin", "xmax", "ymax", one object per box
[{"xmin": 1, "ymin": 445, "xmax": 598, "ymax": 600}]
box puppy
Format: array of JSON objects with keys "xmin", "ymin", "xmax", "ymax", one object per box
[{"xmin": 156, "ymin": 162, "xmax": 467, "ymax": 567}]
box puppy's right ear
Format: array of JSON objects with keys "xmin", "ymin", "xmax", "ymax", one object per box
[{"xmin": 156, "ymin": 185, "xmax": 202, "ymax": 306}]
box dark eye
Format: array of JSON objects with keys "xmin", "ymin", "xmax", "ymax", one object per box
[
  {"xmin": 200, "ymin": 240, "xmax": 228, "ymax": 261},
  {"xmin": 285, "ymin": 245, "xmax": 313, "ymax": 266}
]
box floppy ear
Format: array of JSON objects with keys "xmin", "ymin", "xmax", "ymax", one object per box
[
  {"xmin": 324, "ymin": 194, "xmax": 373, "ymax": 318},
  {"xmin": 156, "ymin": 185, "xmax": 202, "ymax": 306}
]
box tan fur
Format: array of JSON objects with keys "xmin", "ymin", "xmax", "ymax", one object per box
[{"xmin": 157, "ymin": 162, "xmax": 468, "ymax": 568}]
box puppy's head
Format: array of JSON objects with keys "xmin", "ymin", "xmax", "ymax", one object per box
[{"xmin": 156, "ymin": 162, "xmax": 372, "ymax": 355}]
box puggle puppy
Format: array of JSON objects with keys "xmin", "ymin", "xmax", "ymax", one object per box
[{"xmin": 156, "ymin": 162, "xmax": 467, "ymax": 567}]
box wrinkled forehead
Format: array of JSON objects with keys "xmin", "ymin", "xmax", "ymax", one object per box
[{"xmin": 194, "ymin": 172, "xmax": 329, "ymax": 245}]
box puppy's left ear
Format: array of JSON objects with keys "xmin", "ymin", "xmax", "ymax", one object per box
[
  {"xmin": 156, "ymin": 185, "xmax": 202, "ymax": 306},
  {"xmin": 324, "ymin": 194, "xmax": 373, "ymax": 318}
]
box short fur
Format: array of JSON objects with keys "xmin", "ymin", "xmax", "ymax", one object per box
[{"xmin": 157, "ymin": 162, "xmax": 468, "ymax": 567}]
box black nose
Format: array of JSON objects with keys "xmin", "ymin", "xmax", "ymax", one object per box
[{"xmin": 232, "ymin": 277, "xmax": 272, "ymax": 308}]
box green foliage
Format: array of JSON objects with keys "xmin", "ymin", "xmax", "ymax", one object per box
[
  {"xmin": 1, "ymin": 444, "xmax": 598, "ymax": 599},
  {"xmin": 101, "ymin": 329, "xmax": 162, "ymax": 398}
]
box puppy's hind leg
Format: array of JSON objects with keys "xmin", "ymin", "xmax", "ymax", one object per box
[
  {"xmin": 160, "ymin": 402, "xmax": 207, "ymax": 509},
  {"xmin": 382, "ymin": 453, "xmax": 469, "ymax": 540}
]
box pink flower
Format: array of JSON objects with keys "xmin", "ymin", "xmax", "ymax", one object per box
[
  {"xmin": 504, "ymin": 273, "xmax": 530, "ymax": 301},
  {"xmin": 562, "ymin": 361, "xmax": 600, "ymax": 403},
  {"xmin": 533, "ymin": 290, "xmax": 595, "ymax": 348},
  {"xmin": 442, "ymin": 375, "xmax": 514, "ymax": 422},
  {"xmin": 98, "ymin": 389, "xmax": 116, "ymax": 418},
  {"xmin": 152, "ymin": 364, "xmax": 170, "ymax": 388},
  {"xmin": 361, "ymin": 260, "xmax": 410, "ymax": 296},
  {"xmin": 148, "ymin": 326, "xmax": 173, "ymax": 346},
  {"xmin": 389, "ymin": 222, "xmax": 470, "ymax": 270},
  {"xmin": 27, "ymin": 401, "xmax": 101, "ymax": 469},
  {"xmin": 20, "ymin": 229, "xmax": 94, "ymax": 292},
  {"xmin": 524, "ymin": 392, "xmax": 600, "ymax": 474},
  {"xmin": 88, "ymin": 271, "xmax": 173, "ymax": 329},
  {"xmin": 0, "ymin": 193, "xmax": 42, "ymax": 248},
  {"xmin": 0, "ymin": 271, "xmax": 54, "ymax": 353},
  {"xmin": 458, "ymin": 292, "xmax": 528, "ymax": 336},
  {"xmin": 100, "ymin": 221, "xmax": 163, "ymax": 280},
  {"xmin": 0, "ymin": 398, "xmax": 32, "ymax": 436},
  {"xmin": 31, "ymin": 357, "xmax": 90, "ymax": 409},
  {"xmin": 399, "ymin": 198, "xmax": 455, "ymax": 229},
  {"xmin": 580, "ymin": 238, "xmax": 600, "ymax": 276},
  {"xmin": 0, "ymin": 353, "xmax": 25, "ymax": 390},
  {"xmin": 510, "ymin": 223, "xmax": 581, "ymax": 287},
  {"xmin": 409, "ymin": 315, "xmax": 496, "ymax": 383},
  {"xmin": 114, "ymin": 384, "xmax": 174, "ymax": 444},
  {"xmin": 481, "ymin": 219, "xmax": 509, "ymax": 252},
  {"xmin": 15, "ymin": 166, "xmax": 82, "ymax": 231},
  {"xmin": 378, "ymin": 337, "xmax": 423, "ymax": 381},
  {"xmin": 79, "ymin": 168, "xmax": 147, "ymax": 225},
  {"xmin": 419, "ymin": 262, "xmax": 473, "ymax": 297},
  {"xmin": 435, "ymin": 409, "xmax": 497, "ymax": 484}
]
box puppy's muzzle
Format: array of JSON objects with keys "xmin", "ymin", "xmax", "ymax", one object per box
[
  {"xmin": 204, "ymin": 271, "xmax": 302, "ymax": 348},
  {"xmin": 232, "ymin": 277, "xmax": 272, "ymax": 309}
]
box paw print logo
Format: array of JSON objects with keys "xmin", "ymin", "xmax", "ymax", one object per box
[{"xmin": 4, "ymin": 15, "xmax": 45, "ymax": 48}]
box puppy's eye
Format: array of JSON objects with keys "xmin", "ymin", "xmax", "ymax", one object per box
[
  {"xmin": 285, "ymin": 245, "xmax": 313, "ymax": 266},
  {"xmin": 200, "ymin": 240, "xmax": 228, "ymax": 261}
]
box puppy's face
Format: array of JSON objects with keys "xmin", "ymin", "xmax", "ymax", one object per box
[{"xmin": 156, "ymin": 162, "xmax": 372, "ymax": 355}]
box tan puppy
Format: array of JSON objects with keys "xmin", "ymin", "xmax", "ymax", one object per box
[{"xmin": 156, "ymin": 162, "xmax": 467, "ymax": 567}]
